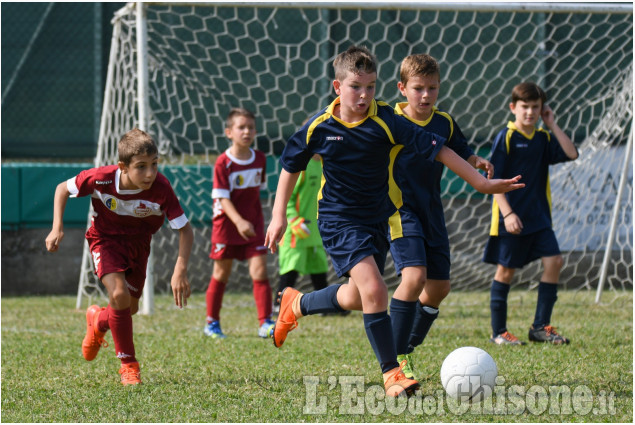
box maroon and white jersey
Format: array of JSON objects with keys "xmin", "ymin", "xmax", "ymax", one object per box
[
  {"xmin": 68, "ymin": 165, "xmax": 188, "ymax": 239},
  {"xmin": 211, "ymin": 148, "xmax": 267, "ymax": 245}
]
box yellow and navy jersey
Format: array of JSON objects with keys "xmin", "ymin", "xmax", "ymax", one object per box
[
  {"xmin": 280, "ymin": 97, "xmax": 446, "ymax": 224},
  {"xmin": 390, "ymin": 103, "xmax": 474, "ymax": 243},
  {"xmin": 489, "ymin": 121, "xmax": 575, "ymax": 236}
]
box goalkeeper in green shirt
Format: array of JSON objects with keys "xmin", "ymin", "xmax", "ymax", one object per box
[{"xmin": 273, "ymin": 154, "xmax": 332, "ymax": 314}]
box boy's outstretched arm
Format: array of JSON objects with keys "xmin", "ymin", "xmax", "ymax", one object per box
[
  {"xmin": 467, "ymin": 154, "xmax": 494, "ymax": 179},
  {"xmin": 45, "ymin": 181, "xmax": 71, "ymax": 252},
  {"xmin": 541, "ymin": 105, "xmax": 579, "ymax": 160},
  {"xmin": 436, "ymin": 146, "xmax": 525, "ymax": 194},
  {"xmin": 171, "ymin": 222, "xmax": 193, "ymax": 308},
  {"xmin": 265, "ymin": 169, "xmax": 300, "ymax": 253}
]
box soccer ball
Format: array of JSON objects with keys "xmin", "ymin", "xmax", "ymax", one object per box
[{"xmin": 440, "ymin": 346, "xmax": 497, "ymax": 402}]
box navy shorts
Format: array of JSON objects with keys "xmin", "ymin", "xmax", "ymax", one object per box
[
  {"xmin": 482, "ymin": 228, "xmax": 561, "ymax": 269},
  {"xmin": 318, "ymin": 219, "xmax": 389, "ymax": 278},
  {"xmin": 390, "ymin": 236, "xmax": 451, "ymax": 280}
]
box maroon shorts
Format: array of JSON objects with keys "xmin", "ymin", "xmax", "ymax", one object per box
[
  {"xmin": 209, "ymin": 240, "xmax": 268, "ymax": 261},
  {"xmin": 87, "ymin": 234, "xmax": 150, "ymax": 299}
]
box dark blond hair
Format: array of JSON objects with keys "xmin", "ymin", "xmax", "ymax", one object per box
[
  {"xmin": 332, "ymin": 45, "xmax": 377, "ymax": 81},
  {"xmin": 399, "ymin": 54, "xmax": 440, "ymax": 85},
  {"xmin": 511, "ymin": 81, "xmax": 547, "ymax": 105},
  {"xmin": 225, "ymin": 107, "xmax": 255, "ymax": 129},
  {"xmin": 118, "ymin": 128, "xmax": 158, "ymax": 165}
]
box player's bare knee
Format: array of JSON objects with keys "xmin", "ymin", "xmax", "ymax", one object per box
[
  {"xmin": 495, "ymin": 265, "xmax": 515, "ymax": 283},
  {"xmin": 437, "ymin": 282, "xmax": 451, "ymax": 300},
  {"xmin": 110, "ymin": 288, "xmax": 131, "ymax": 310},
  {"xmin": 249, "ymin": 266, "xmax": 268, "ymax": 281}
]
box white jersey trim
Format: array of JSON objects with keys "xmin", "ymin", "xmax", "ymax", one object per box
[
  {"xmin": 212, "ymin": 188, "xmax": 231, "ymax": 199},
  {"xmin": 169, "ymin": 213, "xmax": 189, "ymax": 229},
  {"xmin": 67, "ymin": 177, "xmax": 79, "ymax": 197},
  {"xmin": 225, "ymin": 148, "xmax": 255, "ymax": 165},
  {"xmin": 115, "ymin": 168, "xmax": 143, "ymax": 195}
]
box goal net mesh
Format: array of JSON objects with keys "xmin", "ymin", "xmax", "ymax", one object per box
[{"xmin": 78, "ymin": 3, "xmax": 633, "ymax": 305}]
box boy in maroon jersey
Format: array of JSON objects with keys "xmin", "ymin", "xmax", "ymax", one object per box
[
  {"xmin": 45, "ymin": 128, "xmax": 193, "ymax": 385},
  {"xmin": 205, "ymin": 108, "xmax": 274, "ymax": 339}
]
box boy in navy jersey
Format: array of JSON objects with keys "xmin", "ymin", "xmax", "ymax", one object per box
[
  {"xmin": 387, "ymin": 54, "xmax": 498, "ymax": 379},
  {"xmin": 483, "ymin": 81, "xmax": 578, "ymax": 345},
  {"xmin": 205, "ymin": 108, "xmax": 274, "ymax": 339},
  {"xmin": 265, "ymin": 45, "xmax": 523, "ymax": 397},
  {"xmin": 45, "ymin": 128, "xmax": 193, "ymax": 385}
]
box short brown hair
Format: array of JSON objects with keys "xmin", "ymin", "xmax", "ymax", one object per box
[
  {"xmin": 333, "ymin": 45, "xmax": 377, "ymax": 81},
  {"xmin": 117, "ymin": 128, "xmax": 158, "ymax": 165},
  {"xmin": 225, "ymin": 107, "xmax": 255, "ymax": 129},
  {"xmin": 399, "ymin": 54, "xmax": 440, "ymax": 85},
  {"xmin": 511, "ymin": 81, "xmax": 547, "ymax": 105}
]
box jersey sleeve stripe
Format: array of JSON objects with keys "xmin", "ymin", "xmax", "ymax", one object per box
[
  {"xmin": 212, "ymin": 188, "xmax": 230, "ymax": 199},
  {"xmin": 306, "ymin": 114, "xmax": 329, "ymax": 144},
  {"xmin": 388, "ymin": 144, "xmax": 404, "ymax": 209},
  {"xmin": 489, "ymin": 198, "xmax": 501, "ymax": 236},
  {"xmin": 505, "ymin": 129, "xmax": 514, "ymax": 154},
  {"xmin": 67, "ymin": 177, "xmax": 79, "ymax": 197},
  {"xmin": 437, "ymin": 111, "xmax": 455, "ymax": 139},
  {"xmin": 168, "ymin": 213, "xmax": 189, "ymax": 230},
  {"xmin": 370, "ymin": 116, "xmax": 396, "ymax": 144}
]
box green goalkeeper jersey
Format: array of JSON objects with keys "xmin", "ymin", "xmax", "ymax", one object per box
[{"xmin": 282, "ymin": 157, "xmax": 323, "ymax": 248}]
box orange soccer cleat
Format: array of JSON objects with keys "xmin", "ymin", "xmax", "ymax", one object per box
[
  {"xmin": 490, "ymin": 330, "xmax": 526, "ymax": 346},
  {"xmin": 272, "ymin": 287, "xmax": 302, "ymax": 348},
  {"xmin": 119, "ymin": 362, "xmax": 142, "ymax": 386},
  {"xmin": 82, "ymin": 305, "xmax": 108, "ymax": 361},
  {"xmin": 383, "ymin": 366, "xmax": 420, "ymax": 397}
]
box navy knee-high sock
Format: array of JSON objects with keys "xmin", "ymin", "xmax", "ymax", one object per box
[
  {"xmin": 389, "ymin": 298, "xmax": 417, "ymax": 355},
  {"xmin": 490, "ymin": 280, "xmax": 510, "ymax": 336},
  {"xmin": 406, "ymin": 303, "xmax": 439, "ymax": 354},
  {"xmin": 533, "ymin": 282, "xmax": 558, "ymax": 328},
  {"xmin": 299, "ymin": 284, "xmax": 344, "ymax": 316},
  {"xmin": 364, "ymin": 311, "xmax": 399, "ymax": 373}
]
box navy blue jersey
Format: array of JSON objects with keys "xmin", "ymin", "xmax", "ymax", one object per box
[
  {"xmin": 280, "ymin": 98, "xmax": 446, "ymax": 224},
  {"xmin": 488, "ymin": 121, "xmax": 574, "ymax": 236},
  {"xmin": 389, "ymin": 103, "xmax": 474, "ymax": 244}
]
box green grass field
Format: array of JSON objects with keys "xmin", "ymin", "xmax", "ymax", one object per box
[{"xmin": 2, "ymin": 290, "xmax": 632, "ymax": 422}]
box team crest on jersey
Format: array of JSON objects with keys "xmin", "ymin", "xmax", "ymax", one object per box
[
  {"xmin": 235, "ymin": 174, "xmax": 244, "ymax": 186},
  {"xmin": 105, "ymin": 197, "xmax": 117, "ymax": 211},
  {"xmin": 134, "ymin": 202, "xmax": 152, "ymax": 217}
]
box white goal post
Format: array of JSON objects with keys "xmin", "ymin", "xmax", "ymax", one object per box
[{"xmin": 77, "ymin": 2, "xmax": 633, "ymax": 313}]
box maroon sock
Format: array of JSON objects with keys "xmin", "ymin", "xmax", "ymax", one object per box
[
  {"xmin": 109, "ymin": 307, "xmax": 136, "ymax": 364},
  {"xmin": 97, "ymin": 306, "xmax": 111, "ymax": 333},
  {"xmin": 253, "ymin": 279, "xmax": 272, "ymax": 325},
  {"xmin": 206, "ymin": 277, "xmax": 226, "ymax": 322}
]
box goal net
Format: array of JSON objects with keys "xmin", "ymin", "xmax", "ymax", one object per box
[{"xmin": 77, "ymin": 2, "xmax": 633, "ymax": 310}]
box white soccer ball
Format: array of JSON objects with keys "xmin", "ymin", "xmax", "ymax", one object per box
[{"xmin": 440, "ymin": 346, "xmax": 497, "ymax": 402}]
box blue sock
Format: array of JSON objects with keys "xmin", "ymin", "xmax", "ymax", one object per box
[
  {"xmin": 389, "ymin": 298, "xmax": 417, "ymax": 355},
  {"xmin": 364, "ymin": 311, "xmax": 399, "ymax": 373},
  {"xmin": 533, "ymin": 282, "xmax": 558, "ymax": 328},
  {"xmin": 406, "ymin": 303, "xmax": 439, "ymax": 354},
  {"xmin": 299, "ymin": 284, "xmax": 344, "ymax": 316},
  {"xmin": 490, "ymin": 280, "xmax": 510, "ymax": 336}
]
